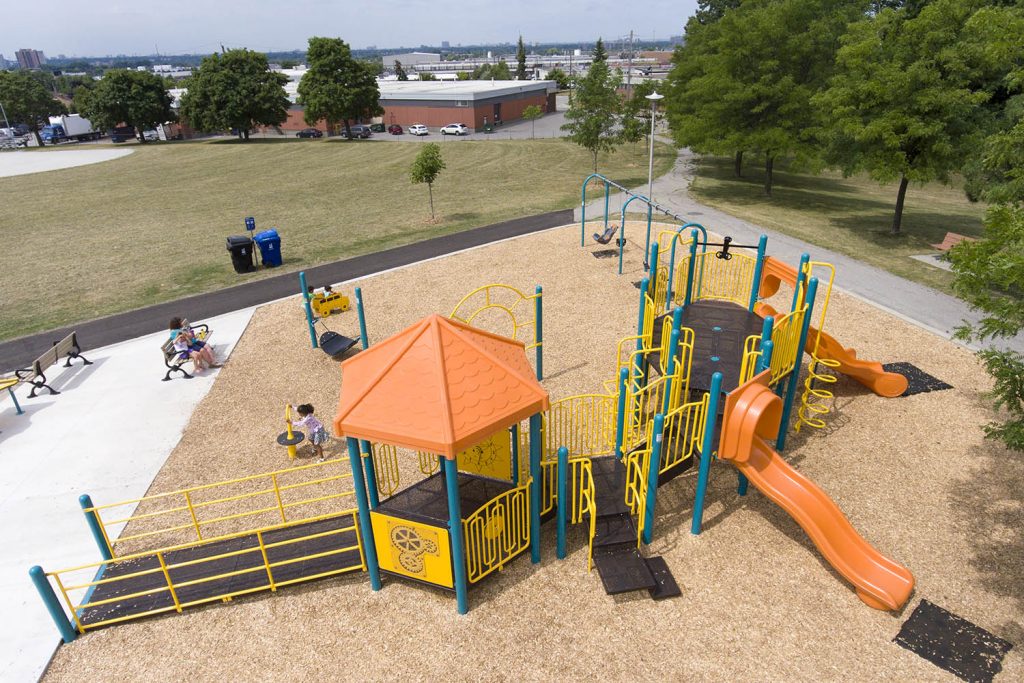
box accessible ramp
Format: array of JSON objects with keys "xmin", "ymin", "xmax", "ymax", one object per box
[
  {"xmin": 718, "ymin": 370, "xmax": 915, "ymax": 611},
  {"xmin": 756, "ymin": 302, "xmax": 908, "ymax": 398}
]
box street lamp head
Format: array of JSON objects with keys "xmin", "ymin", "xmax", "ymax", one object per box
[{"xmin": 645, "ymin": 91, "xmax": 664, "ymax": 102}]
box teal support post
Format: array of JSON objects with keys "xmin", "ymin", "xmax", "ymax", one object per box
[
  {"xmin": 648, "ymin": 242, "xmax": 660, "ymax": 311},
  {"xmin": 691, "ymin": 372, "xmax": 723, "ymax": 535},
  {"xmin": 29, "ymin": 566, "xmax": 77, "ymax": 643},
  {"xmin": 534, "ymin": 285, "xmax": 543, "ymax": 380},
  {"xmin": 79, "ymin": 494, "xmax": 111, "ymax": 561},
  {"xmin": 359, "ymin": 439, "xmax": 379, "ymax": 509},
  {"xmin": 634, "ymin": 276, "xmax": 651, "ymax": 398},
  {"xmin": 644, "ymin": 205, "xmax": 653, "ymax": 271},
  {"xmin": 355, "ymin": 287, "xmax": 369, "ymax": 349},
  {"xmin": 529, "ymin": 413, "xmax": 543, "ymax": 563},
  {"xmin": 777, "ymin": 278, "xmax": 818, "ymax": 452},
  {"xmin": 683, "ymin": 229, "xmax": 699, "ymax": 307},
  {"xmin": 614, "ymin": 367, "xmax": 628, "ymax": 460},
  {"xmin": 443, "ymin": 457, "xmax": 469, "ymax": 614},
  {"xmin": 747, "ymin": 234, "xmax": 768, "ymax": 312},
  {"xmin": 8, "ymin": 386, "xmax": 23, "ymax": 415},
  {"xmin": 556, "ymin": 446, "xmax": 569, "ymax": 559},
  {"xmin": 642, "ymin": 413, "xmax": 665, "ymax": 544},
  {"xmin": 510, "ymin": 424, "xmax": 519, "ymax": 486},
  {"xmin": 347, "ymin": 438, "xmax": 381, "ymax": 590},
  {"xmin": 791, "ymin": 253, "xmax": 810, "ymax": 313},
  {"xmin": 299, "ymin": 271, "xmax": 318, "ymax": 349},
  {"xmin": 604, "ymin": 182, "xmax": 611, "ymax": 236}
]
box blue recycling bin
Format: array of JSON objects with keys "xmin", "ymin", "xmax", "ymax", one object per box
[{"xmin": 253, "ymin": 229, "xmax": 282, "ymax": 267}]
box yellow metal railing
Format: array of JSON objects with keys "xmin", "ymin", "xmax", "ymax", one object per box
[
  {"xmin": 541, "ymin": 394, "xmax": 617, "ymax": 460},
  {"xmin": 767, "ymin": 306, "xmax": 807, "ymax": 385},
  {"xmin": 48, "ymin": 509, "xmax": 365, "ymax": 633},
  {"xmin": 622, "ymin": 371, "xmax": 683, "ymax": 455},
  {"xmin": 796, "ymin": 261, "xmax": 839, "ymax": 433},
  {"xmin": 578, "ymin": 461, "xmax": 597, "ymax": 571},
  {"xmin": 449, "ymin": 283, "xmax": 540, "ymax": 352},
  {"xmin": 463, "ymin": 480, "xmax": 531, "ymax": 583},
  {"xmin": 371, "ymin": 444, "xmax": 401, "ymax": 498},
  {"xmin": 739, "ymin": 334, "xmax": 763, "ymax": 385},
  {"xmin": 659, "ymin": 395, "xmax": 708, "ymax": 474},
  {"xmin": 90, "ymin": 458, "xmax": 356, "ymax": 558},
  {"xmin": 674, "ymin": 251, "xmax": 758, "ymax": 307},
  {"xmin": 418, "ymin": 450, "xmax": 440, "ymax": 476},
  {"xmin": 624, "ymin": 444, "xmax": 652, "ymax": 550}
]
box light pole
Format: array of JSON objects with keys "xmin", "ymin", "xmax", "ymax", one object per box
[
  {"xmin": 0, "ymin": 101, "xmax": 10, "ymax": 131},
  {"xmin": 645, "ymin": 91, "xmax": 664, "ymax": 206}
]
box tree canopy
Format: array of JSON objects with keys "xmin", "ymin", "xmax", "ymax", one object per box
[
  {"xmin": 0, "ymin": 70, "xmax": 64, "ymax": 144},
  {"xmin": 516, "ymin": 36, "xmax": 528, "ymax": 80},
  {"xmin": 395, "ymin": 60, "xmax": 409, "ymax": 81},
  {"xmin": 561, "ymin": 37, "xmax": 622, "ymax": 171},
  {"xmin": 410, "ymin": 143, "xmax": 446, "ymax": 220},
  {"xmin": 79, "ymin": 69, "xmax": 173, "ymax": 143},
  {"xmin": 471, "ymin": 60, "xmax": 513, "ymax": 80},
  {"xmin": 298, "ymin": 37, "xmax": 383, "ymax": 139},
  {"xmin": 180, "ymin": 49, "xmax": 290, "ymax": 140},
  {"xmin": 546, "ymin": 67, "xmax": 570, "ymax": 90}
]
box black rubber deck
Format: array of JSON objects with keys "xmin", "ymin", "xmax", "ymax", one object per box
[
  {"xmin": 883, "ymin": 362, "xmax": 953, "ymax": 397},
  {"xmin": 650, "ymin": 300, "xmax": 766, "ymax": 394},
  {"xmin": 79, "ymin": 515, "xmax": 361, "ymax": 627},
  {"xmin": 590, "ymin": 456, "xmax": 630, "ymax": 516},
  {"xmin": 375, "ymin": 472, "xmax": 515, "ymax": 526},
  {"xmin": 593, "ymin": 546, "xmax": 656, "ymax": 594},
  {"xmin": 0, "ymin": 209, "xmax": 572, "ymax": 373},
  {"xmin": 645, "ymin": 556, "xmax": 682, "ymax": 600}
]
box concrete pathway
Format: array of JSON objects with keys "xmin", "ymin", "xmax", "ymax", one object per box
[
  {"xmin": 0, "ymin": 306, "xmax": 255, "ymax": 682},
  {"xmin": 0, "ymin": 149, "xmax": 133, "ymax": 178},
  {"xmin": 577, "ymin": 146, "xmax": 1024, "ymax": 354}
]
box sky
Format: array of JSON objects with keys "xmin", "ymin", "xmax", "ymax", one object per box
[{"xmin": 2, "ymin": 0, "xmax": 698, "ymax": 59}]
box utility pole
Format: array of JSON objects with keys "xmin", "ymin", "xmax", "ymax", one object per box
[{"xmin": 626, "ymin": 30, "xmax": 634, "ymax": 96}]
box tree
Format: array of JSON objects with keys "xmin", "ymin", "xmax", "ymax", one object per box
[
  {"xmin": 620, "ymin": 80, "xmax": 658, "ymax": 152},
  {"xmin": 516, "ymin": 36, "xmax": 528, "ymax": 80},
  {"xmin": 0, "ymin": 70, "xmax": 64, "ymax": 145},
  {"xmin": 592, "ymin": 38, "xmax": 608, "ymax": 63},
  {"xmin": 180, "ymin": 49, "xmax": 289, "ymax": 140},
  {"xmin": 522, "ymin": 104, "xmax": 543, "ymax": 138},
  {"xmin": 546, "ymin": 67, "xmax": 570, "ymax": 90},
  {"xmin": 395, "ymin": 60, "xmax": 409, "ymax": 81},
  {"xmin": 561, "ymin": 37, "xmax": 622, "ymax": 171},
  {"xmin": 80, "ymin": 70, "xmax": 173, "ymax": 144},
  {"xmin": 418, "ymin": 72, "xmax": 437, "ymax": 81},
  {"xmin": 814, "ymin": 0, "xmax": 990, "ymax": 233},
  {"xmin": 297, "ymin": 37, "xmax": 383, "ymax": 140},
  {"xmin": 410, "ymin": 143, "xmax": 446, "ymax": 221}
]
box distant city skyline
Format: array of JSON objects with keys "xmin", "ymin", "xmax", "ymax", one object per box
[{"xmin": 2, "ymin": 0, "xmax": 697, "ymax": 59}]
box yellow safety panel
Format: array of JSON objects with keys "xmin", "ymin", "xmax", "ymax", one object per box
[
  {"xmin": 371, "ymin": 512, "xmax": 453, "ymax": 588},
  {"xmin": 456, "ymin": 430, "xmax": 512, "ymax": 481}
]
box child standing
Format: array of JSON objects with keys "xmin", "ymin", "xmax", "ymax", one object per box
[{"xmin": 290, "ymin": 404, "xmax": 330, "ymax": 461}]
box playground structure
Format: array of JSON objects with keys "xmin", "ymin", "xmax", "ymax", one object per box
[
  {"xmin": 29, "ymin": 214, "xmax": 918, "ymax": 641},
  {"xmin": 277, "ymin": 404, "xmax": 305, "ymax": 460},
  {"xmin": 299, "ymin": 272, "xmax": 368, "ymax": 358}
]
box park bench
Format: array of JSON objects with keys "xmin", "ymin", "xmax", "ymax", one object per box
[
  {"xmin": 161, "ymin": 321, "xmax": 212, "ymax": 382},
  {"xmin": 930, "ymin": 232, "xmax": 977, "ymax": 252},
  {"xmin": 14, "ymin": 332, "xmax": 93, "ymax": 398}
]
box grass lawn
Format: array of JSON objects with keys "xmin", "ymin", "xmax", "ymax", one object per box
[
  {"xmin": 0, "ymin": 138, "xmax": 674, "ymax": 341},
  {"xmin": 687, "ymin": 156, "xmax": 988, "ymax": 293}
]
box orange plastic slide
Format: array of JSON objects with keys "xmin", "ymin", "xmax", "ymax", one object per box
[
  {"xmin": 719, "ymin": 371, "xmax": 915, "ymax": 610},
  {"xmin": 756, "ymin": 302, "xmax": 908, "ymax": 398}
]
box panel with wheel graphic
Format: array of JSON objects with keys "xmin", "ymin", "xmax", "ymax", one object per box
[{"xmin": 370, "ymin": 512, "xmax": 453, "ymax": 587}]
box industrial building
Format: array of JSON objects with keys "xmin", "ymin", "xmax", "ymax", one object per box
[{"xmin": 381, "ymin": 52, "xmax": 442, "ymax": 70}]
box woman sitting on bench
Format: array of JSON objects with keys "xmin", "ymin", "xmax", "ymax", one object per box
[{"xmin": 169, "ymin": 317, "xmax": 220, "ymax": 372}]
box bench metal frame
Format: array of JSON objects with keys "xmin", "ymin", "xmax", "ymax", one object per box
[
  {"xmin": 161, "ymin": 323, "xmax": 210, "ymax": 382},
  {"xmin": 15, "ymin": 332, "xmax": 93, "ymax": 398}
]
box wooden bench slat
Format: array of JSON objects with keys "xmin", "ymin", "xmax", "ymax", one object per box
[{"xmin": 931, "ymin": 231, "xmax": 978, "ymax": 252}]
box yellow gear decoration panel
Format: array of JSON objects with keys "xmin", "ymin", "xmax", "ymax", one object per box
[
  {"xmin": 370, "ymin": 512, "xmax": 453, "ymax": 588},
  {"xmin": 456, "ymin": 430, "xmax": 512, "ymax": 481}
]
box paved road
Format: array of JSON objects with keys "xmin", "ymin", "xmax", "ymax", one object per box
[
  {"xmin": 0, "ymin": 148, "xmax": 133, "ymax": 178},
  {"xmin": 577, "ymin": 145, "xmax": 1024, "ymax": 354}
]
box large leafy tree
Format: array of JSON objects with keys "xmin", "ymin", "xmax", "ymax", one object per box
[
  {"xmin": 0, "ymin": 70, "xmax": 64, "ymax": 145},
  {"xmin": 561, "ymin": 38, "xmax": 622, "ymax": 171},
  {"xmin": 516, "ymin": 36, "xmax": 528, "ymax": 80},
  {"xmin": 180, "ymin": 49, "xmax": 289, "ymax": 140},
  {"xmin": 813, "ymin": 0, "xmax": 991, "ymax": 233},
  {"xmin": 79, "ymin": 70, "xmax": 173, "ymax": 143},
  {"xmin": 298, "ymin": 37, "xmax": 383, "ymax": 139}
]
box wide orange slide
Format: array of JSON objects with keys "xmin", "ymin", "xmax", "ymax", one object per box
[{"xmin": 719, "ymin": 371, "xmax": 915, "ymax": 610}]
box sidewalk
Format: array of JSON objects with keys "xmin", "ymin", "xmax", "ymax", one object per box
[
  {"xmin": 577, "ymin": 146, "xmax": 1024, "ymax": 354},
  {"xmin": 0, "ymin": 306, "xmax": 255, "ymax": 682}
]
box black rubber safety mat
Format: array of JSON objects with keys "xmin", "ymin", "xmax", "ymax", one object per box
[
  {"xmin": 591, "ymin": 249, "xmax": 619, "ymax": 259},
  {"xmin": 894, "ymin": 600, "xmax": 1012, "ymax": 683},
  {"xmin": 883, "ymin": 362, "xmax": 954, "ymax": 397},
  {"xmin": 645, "ymin": 556, "xmax": 681, "ymax": 600}
]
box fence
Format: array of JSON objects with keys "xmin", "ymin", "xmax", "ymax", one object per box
[
  {"xmin": 463, "ymin": 480, "xmax": 531, "ymax": 583},
  {"xmin": 674, "ymin": 251, "xmax": 758, "ymax": 307}
]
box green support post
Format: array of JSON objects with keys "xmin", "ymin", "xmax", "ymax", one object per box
[
  {"xmin": 614, "ymin": 367, "xmax": 628, "ymax": 460},
  {"xmin": 8, "ymin": 386, "xmax": 23, "ymax": 415},
  {"xmin": 691, "ymin": 372, "xmax": 723, "ymax": 534},
  {"xmin": 556, "ymin": 446, "xmax": 569, "ymax": 559},
  {"xmin": 443, "ymin": 457, "xmax": 469, "ymax": 614},
  {"xmin": 359, "ymin": 439, "xmax": 379, "ymax": 509},
  {"xmin": 777, "ymin": 278, "xmax": 818, "ymax": 452},
  {"xmin": 79, "ymin": 494, "xmax": 111, "ymax": 561},
  {"xmin": 534, "ymin": 285, "xmax": 543, "ymax": 380},
  {"xmin": 748, "ymin": 234, "xmax": 768, "ymax": 312},
  {"xmin": 684, "ymin": 230, "xmax": 699, "ymax": 307},
  {"xmin": 347, "ymin": 438, "xmax": 381, "ymax": 590},
  {"xmin": 355, "ymin": 287, "xmax": 369, "ymax": 349},
  {"xmin": 529, "ymin": 413, "xmax": 543, "ymax": 564},
  {"xmin": 642, "ymin": 413, "xmax": 665, "ymax": 544},
  {"xmin": 299, "ymin": 271, "xmax": 318, "ymax": 349},
  {"xmin": 29, "ymin": 566, "xmax": 77, "ymax": 643}
]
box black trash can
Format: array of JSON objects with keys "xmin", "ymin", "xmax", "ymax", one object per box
[
  {"xmin": 226, "ymin": 235, "xmax": 256, "ymax": 273},
  {"xmin": 253, "ymin": 229, "xmax": 282, "ymax": 267}
]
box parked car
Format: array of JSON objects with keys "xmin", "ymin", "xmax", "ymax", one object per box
[
  {"xmin": 109, "ymin": 126, "xmax": 137, "ymax": 143},
  {"xmin": 408, "ymin": 124, "xmax": 429, "ymax": 136},
  {"xmin": 142, "ymin": 129, "xmax": 160, "ymax": 142},
  {"xmin": 14, "ymin": 123, "xmax": 30, "ymax": 136},
  {"xmin": 370, "ymin": 123, "xmax": 386, "ymax": 133},
  {"xmin": 387, "ymin": 124, "xmax": 404, "ymax": 135},
  {"xmin": 440, "ymin": 123, "xmax": 469, "ymax": 136},
  {"xmin": 296, "ymin": 127, "xmax": 323, "ymax": 138},
  {"xmin": 348, "ymin": 124, "xmax": 373, "ymax": 139}
]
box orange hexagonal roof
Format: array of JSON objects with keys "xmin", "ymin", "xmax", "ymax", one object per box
[{"xmin": 334, "ymin": 313, "xmax": 549, "ymax": 458}]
